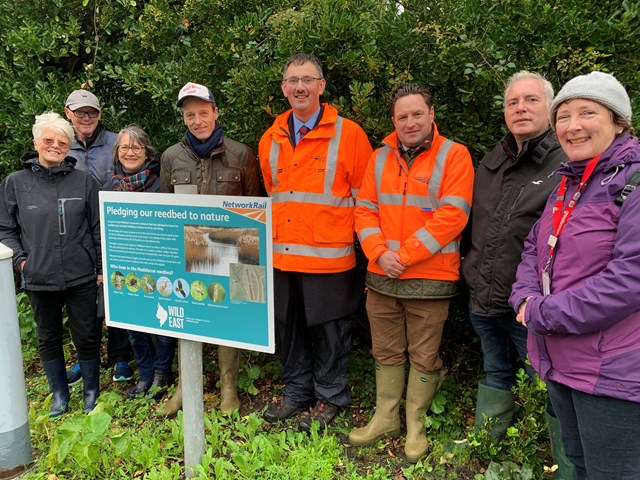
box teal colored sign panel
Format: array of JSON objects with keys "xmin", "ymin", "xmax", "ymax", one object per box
[{"xmin": 99, "ymin": 191, "xmax": 274, "ymax": 353}]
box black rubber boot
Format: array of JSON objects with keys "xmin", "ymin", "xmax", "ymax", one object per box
[
  {"xmin": 80, "ymin": 358, "xmax": 101, "ymax": 412},
  {"xmin": 42, "ymin": 358, "xmax": 70, "ymax": 417}
]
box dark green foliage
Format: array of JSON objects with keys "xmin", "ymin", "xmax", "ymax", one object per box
[{"xmin": 1, "ymin": 0, "xmax": 639, "ymax": 179}]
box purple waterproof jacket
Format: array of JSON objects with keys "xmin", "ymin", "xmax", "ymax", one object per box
[{"xmin": 510, "ymin": 133, "xmax": 640, "ymax": 403}]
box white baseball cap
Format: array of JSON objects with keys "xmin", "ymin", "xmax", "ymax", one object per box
[{"xmin": 176, "ymin": 82, "xmax": 216, "ymax": 107}]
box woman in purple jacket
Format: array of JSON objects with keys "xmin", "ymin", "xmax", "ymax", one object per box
[{"xmin": 510, "ymin": 72, "xmax": 640, "ymax": 479}]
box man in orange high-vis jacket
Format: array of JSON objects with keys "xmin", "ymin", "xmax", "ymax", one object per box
[
  {"xmin": 349, "ymin": 84, "xmax": 474, "ymax": 463},
  {"xmin": 258, "ymin": 53, "xmax": 372, "ymax": 432}
]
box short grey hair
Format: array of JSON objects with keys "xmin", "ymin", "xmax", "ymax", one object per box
[
  {"xmin": 282, "ymin": 53, "xmax": 324, "ymax": 79},
  {"xmin": 113, "ymin": 124, "xmax": 158, "ymax": 162},
  {"xmin": 504, "ymin": 71, "xmax": 554, "ymax": 107},
  {"xmin": 32, "ymin": 111, "xmax": 75, "ymax": 144}
]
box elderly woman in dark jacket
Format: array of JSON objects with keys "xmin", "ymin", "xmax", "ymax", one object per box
[
  {"xmin": 0, "ymin": 112, "xmax": 102, "ymax": 417},
  {"xmin": 105, "ymin": 125, "xmax": 176, "ymax": 399}
]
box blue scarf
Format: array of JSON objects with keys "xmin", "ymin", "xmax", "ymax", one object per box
[{"xmin": 186, "ymin": 124, "xmax": 224, "ymax": 158}]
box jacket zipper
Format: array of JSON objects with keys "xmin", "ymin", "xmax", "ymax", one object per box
[{"xmin": 506, "ymin": 184, "xmax": 525, "ymax": 222}]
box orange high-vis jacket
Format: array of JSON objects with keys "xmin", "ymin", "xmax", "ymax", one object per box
[
  {"xmin": 259, "ymin": 104, "xmax": 373, "ymax": 273},
  {"xmin": 355, "ymin": 124, "xmax": 474, "ymax": 281}
]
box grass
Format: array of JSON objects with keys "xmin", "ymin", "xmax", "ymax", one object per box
[{"xmin": 15, "ymin": 296, "xmax": 557, "ymax": 479}]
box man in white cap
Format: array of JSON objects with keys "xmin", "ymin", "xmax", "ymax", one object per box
[
  {"xmin": 158, "ymin": 82, "xmax": 263, "ymax": 416},
  {"xmin": 64, "ymin": 89, "xmax": 134, "ymax": 386}
]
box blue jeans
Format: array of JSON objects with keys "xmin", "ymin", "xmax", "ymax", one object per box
[
  {"xmin": 469, "ymin": 310, "xmax": 534, "ymax": 390},
  {"xmin": 547, "ymin": 380, "xmax": 640, "ymax": 479},
  {"xmin": 128, "ymin": 331, "xmax": 176, "ymax": 383}
]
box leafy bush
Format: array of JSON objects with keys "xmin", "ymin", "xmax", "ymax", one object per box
[{"xmin": 1, "ymin": 0, "xmax": 638, "ymax": 180}]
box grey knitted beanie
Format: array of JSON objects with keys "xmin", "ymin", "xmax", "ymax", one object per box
[{"xmin": 550, "ymin": 71, "xmax": 631, "ymax": 126}]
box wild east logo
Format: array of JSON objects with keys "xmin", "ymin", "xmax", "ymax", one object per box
[
  {"xmin": 156, "ymin": 303, "xmax": 185, "ymax": 329},
  {"xmin": 156, "ymin": 303, "xmax": 168, "ymax": 327}
]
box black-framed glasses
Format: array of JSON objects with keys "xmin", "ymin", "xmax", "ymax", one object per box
[
  {"xmin": 118, "ymin": 145, "xmax": 144, "ymax": 154},
  {"xmin": 71, "ymin": 109, "xmax": 100, "ymax": 119},
  {"xmin": 283, "ymin": 76, "xmax": 323, "ymax": 86}
]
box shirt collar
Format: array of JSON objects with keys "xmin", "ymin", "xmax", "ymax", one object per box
[{"xmin": 292, "ymin": 108, "xmax": 321, "ymax": 136}]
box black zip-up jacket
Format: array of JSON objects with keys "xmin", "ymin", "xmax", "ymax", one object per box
[
  {"xmin": 0, "ymin": 153, "xmax": 101, "ymax": 290},
  {"xmin": 461, "ymin": 129, "xmax": 565, "ymax": 315}
]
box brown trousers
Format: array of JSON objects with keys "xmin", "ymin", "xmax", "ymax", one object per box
[{"xmin": 366, "ymin": 289, "xmax": 449, "ymax": 372}]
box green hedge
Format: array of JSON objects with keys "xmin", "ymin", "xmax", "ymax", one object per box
[{"xmin": 1, "ymin": 0, "xmax": 638, "ymax": 179}]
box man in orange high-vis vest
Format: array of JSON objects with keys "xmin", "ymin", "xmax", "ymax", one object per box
[
  {"xmin": 258, "ymin": 53, "xmax": 372, "ymax": 431},
  {"xmin": 349, "ymin": 84, "xmax": 474, "ymax": 463}
]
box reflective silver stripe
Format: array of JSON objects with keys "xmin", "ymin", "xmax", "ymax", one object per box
[
  {"xmin": 371, "ymin": 139, "xmax": 463, "ymax": 257},
  {"xmin": 378, "ymin": 193, "xmax": 404, "ymax": 206},
  {"xmin": 269, "ymin": 140, "xmax": 281, "ymax": 189},
  {"xmin": 414, "ymin": 227, "xmax": 461, "ymax": 255},
  {"xmin": 414, "ymin": 227, "xmax": 442, "ymax": 254},
  {"xmin": 386, "ymin": 238, "xmax": 458, "ymax": 254},
  {"xmin": 386, "ymin": 239, "xmax": 400, "ymax": 250},
  {"xmin": 406, "ymin": 194, "xmax": 437, "ymax": 210},
  {"xmin": 355, "ymin": 198, "xmax": 378, "ymax": 212},
  {"xmin": 429, "ymin": 139, "xmax": 454, "ymax": 203},
  {"xmin": 374, "ymin": 146, "xmax": 391, "ymax": 194},
  {"xmin": 358, "ymin": 227, "xmax": 382, "ymax": 243},
  {"xmin": 350, "ymin": 187, "xmax": 359, "ymax": 198},
  {"xmin": 442, "ymin": 240, "xmax": 460, "ymax": 254},
  {"xmin": 323, "ymin": 116, "xmax": 344, "ymax": 192},
  {"xmin": 440, "ymin": 195, "xmax": 471, "ymax": 215},
  {"xmin": 272, "ymin": 191, "xmax": 354, "ymax": 208},
  {"xmin": 273, "ymin": 243, "xmax": 354, "ymax": 258},
  {"xmin": 374, "ymin": 142, "xmax": 454, "ymax": 210},
  {"xmin": 269, "ymin": 117, "xmax": 346, "ymax": 204},
  {"xmin": 372, "ymin": 140, "xmax": 464, "ymax": 212}
]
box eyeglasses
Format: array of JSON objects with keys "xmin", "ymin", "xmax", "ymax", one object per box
[
  {"xmin": 283, "ymin": 76, "xmax": 323, "ymax": 86},
  {"xmin": 71, "ymin": 109, "xmax": 100, "ymax": 119},
  {"xmin": 118, "ymin": 145, "xmax": 144, "ymax": 154},
  {"xmin": 41, "ymin": 138, "xmax": 69, "ymax": 149}
]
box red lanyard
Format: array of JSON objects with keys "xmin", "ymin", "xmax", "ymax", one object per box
[{"xmin": 547, "ymin": 155, "xmax": 601, "ymax": 262}]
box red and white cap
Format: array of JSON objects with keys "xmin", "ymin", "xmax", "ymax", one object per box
[{"xmin": 177, "ymin": 82, "xmax": 216, "ymax": 107}]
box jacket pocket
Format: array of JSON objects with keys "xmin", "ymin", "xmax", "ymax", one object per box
[
  {"xmin": 214, "ymin": 169, "xmax": 242, "ymax": 195},
  {"xmin": 171, "ymin": 171, "xmax": 192, "ymax": 186},
  {"xmin": 419, "ymin": 208, "xmax": 434, "ymax": 223},
  {"xmin": 20, "ymin": 255, "xmax": 30, "ymax": 288},
  {"xmin": 313, "ymin": 220, "xmax": 354, "ymax": 244}
]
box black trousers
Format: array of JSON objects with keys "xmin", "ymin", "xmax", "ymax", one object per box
[
  {"xmin": 27, "ymin": 280, "xmax": 101, "ymax": 362},
  {"xmin": 97, "ymin": 284, "xmax": 132, "ymax": 363},
  {"xmin": 274, "ymin": 268, "xmax": 357, "ymax": 408}
]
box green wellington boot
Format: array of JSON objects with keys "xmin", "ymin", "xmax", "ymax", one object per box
[
  {"xmin": 545, "ymin": 411, "xmax": 574, "ymax": 480},
  {"xmin": 405, "ymin": 367, "xmax": 443, "ymax": 463},
  {"xmin": 475, "ymin": 381, "xmax": 515, "ymax": 440},
  {"xmin": 158, "ymin": 346, "xmax": 182, "ymax": 417},
  {"xmin": 219, "ymin": 346, "xmax": 241, "ymax": 413},
  {"xmin": 348, "ymin": 363, "xmax": 405, "ymax": 446}
]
